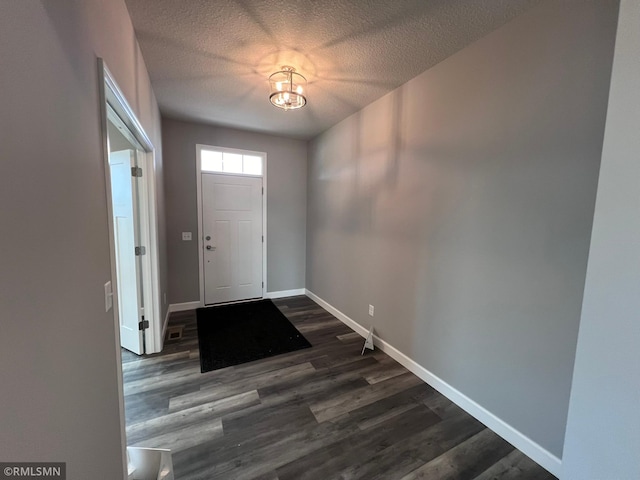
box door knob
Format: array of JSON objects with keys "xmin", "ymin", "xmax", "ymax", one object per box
[{"xmin": 206, "ymin": 245, "xmax": 216, "ymax": 251}]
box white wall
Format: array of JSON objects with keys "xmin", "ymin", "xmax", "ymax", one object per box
[
  {"xmin": 306, "ymin": 0, "xmax": 618, "ymax": 464},
  {"xmin": 0, "ymin": 1, "xmax": 164, "ymax": 477},
  {"xmin": 562, "ymin": 1, "xmax": 640, "ymax": 478}
]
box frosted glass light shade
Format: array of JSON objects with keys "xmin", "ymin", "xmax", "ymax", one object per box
[{"xmin": 269, "ymin": 66, "xmax": 307, "ymax": 111}]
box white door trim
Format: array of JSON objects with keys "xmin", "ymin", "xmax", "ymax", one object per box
[
  {"xmin": 196, "ymin": 144, "xmax": 267, "ymax": 307},
  {"xmin": 137, "ymin": 147, "xmax": 163, "ymax": 354}
]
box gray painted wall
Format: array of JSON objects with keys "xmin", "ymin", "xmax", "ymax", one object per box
[
  {"xmin": 0, "ymin": 1, "xmax": 166, "ymax": 477},
  {"xmin": 562, "ymin": 1, "xmax": 640, "ymax": 478},
  {"xmin": 163, "ymin": 118, "xmax": 307, "ymax": 303},
  {"xmin": 306, "ymin": 0, "xmax": 617, "ymax": 458}
]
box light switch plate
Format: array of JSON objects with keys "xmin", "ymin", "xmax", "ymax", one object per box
[{"xmin": 182, "ymin": 232, "xmax": 192, "ymax": 241}]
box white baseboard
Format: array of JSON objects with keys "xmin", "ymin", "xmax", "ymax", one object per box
[
  {"xmin": 305, "ymin": 290, "xmax": 369, "ymax": 337},
  {"xmin": 304, "ymin": 289, "xmax": 562, "ymax": 478},
  {"xmin": 147, "ymin": 307, "xmax": 173, "ymax": 354},
  {"xmin": 169, "ymin": 301, "xmax": 201, "ymax": 313},
  {"xmin": 264, "ymin": 288, "xmax": 306, "ymax": 299}
]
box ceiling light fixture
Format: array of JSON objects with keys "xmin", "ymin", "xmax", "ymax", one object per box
[{"xmin": 269, "ymin": 66, "xmax": 307, "ymax": 111}]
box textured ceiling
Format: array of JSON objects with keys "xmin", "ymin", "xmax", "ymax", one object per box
[{"xmin": 125, "ymin": 0, "xmax": 541, "ymax": 139}]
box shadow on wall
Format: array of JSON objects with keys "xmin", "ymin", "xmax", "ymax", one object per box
[
  {"xmin": 43, "ymin": 0, "xmax": 151, "ymax": 126},
  {"xmin": 311, "ymin": 79, "xmax": 489, "ymax": 235},
  {"xmin": 42, "ymin": 1, "xmax": 93, "ymax": 87},
  {"xmin": 312, "ymin": 87, "xmax": 405, "ymax": 233}
]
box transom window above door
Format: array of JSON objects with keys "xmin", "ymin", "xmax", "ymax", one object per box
[{"xmin": 198, "ymin": 145, "xmax": 264, "ymax": 176}]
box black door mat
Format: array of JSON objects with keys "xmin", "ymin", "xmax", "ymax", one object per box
[{"xmin": 196, "ymin": 299, "xmax": 312, "ymax": 373}]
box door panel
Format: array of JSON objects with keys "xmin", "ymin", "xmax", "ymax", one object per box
[
  {"xmin": 214, "ymin": 184, "xmax": 252, "ymax": 210},
  {"xmin": 109, "ymin": 149, "xmax": 144, "ymax": 354},
  {"xmin": 214, "ymin": 220, "xmax": 231, "ymax": 288},
  {"xmin": 238, "ymin": 220, "xmax": 252, "ymax": 286},
  {"xmin": 202, "ymin": 174, "xmax": 262, "ymax": 305}
]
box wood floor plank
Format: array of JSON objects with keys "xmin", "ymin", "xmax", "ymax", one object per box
[
  {"xmin": 339, "ymin": 383, "xmax": 436, "ymax": 429},
  {"xmin": 131, "ymin": 417, "xmax": 224, "ymax": 453},
  {"xmin": 400, "ymin": 428, "xmax": 515, "ymax": 480},
  {"xmin": 337, "ymin": 331, "xmax": 363, "ymax": 343},
  {"xmin": 173, "ymin": 411, "xmax": 361, "ymax": 480},
  {"xmin": 423, "ymin": 389, "xmax": 464, "ymax": 419},
  {"xmin": 124, "ymin": 368, "xmax": 203, "ymax": 396},
  {"xmin": 357, "ymin": 402, "xmax": 419, "ymax": 431},
  {"xmin": 473, "ymin": 449, "xmax": 557, "ymax": 480},
  {"xmin": 122, "ymin": 350, "xmax": 191, "ymax": 372},
  {"xmin": 364, "ymin": 362, "xmax": 410, "ymax": 384},
  {"xmin": 309, "ymin": 371, "xmax": 424, "ymax": 423},
  {"xmin": 122, "ymin": 295, "xmax": 556, "ymax": 480},
  {"xmin": 168, "ymin": 362, "xmax": 316, "ymax": 412},
  {"xmin": 255, "ymin": 357, "xmax": 379, "ymax": 407},
  {"xmin": 342, "ymin": 411, "xmax": 486, "ymax": 480},
  {"xmin": 127, "ymin": 390, "xmax": 260, "ymax": 444},
  {"xmin": 276, "ymin": 405, "xmax": 441, "ymax": 480}
]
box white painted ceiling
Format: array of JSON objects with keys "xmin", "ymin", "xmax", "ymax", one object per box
[{"xmin": 125, "ymin": 0, "xmax": 541, "ymax": 139}]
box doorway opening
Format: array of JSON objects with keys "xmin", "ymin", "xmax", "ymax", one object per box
[
  {"xmin": 107, "ymin": 113, "xmax": 147, "ymax": 354},
  {"xmin": 196, "ymin": 145, "xmax": 267, "ymax": 306},
  {"xmin": 99, "ymin": 58, "xmax": 163, "ymax": 356}
]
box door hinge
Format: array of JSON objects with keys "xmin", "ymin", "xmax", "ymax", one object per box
[
  {"xmin": 262, "ymin": 187, "xmax": 264, "ymax": 194},
  {"xmin": 262, "ymin": 281, "xmax": 264, "ymax": 288},
  {"xmin": 262, "ymin": 235, "xmax": 264, "ymax": 243},
  {"xmin": 135, "ymin": 246, "xmax": 146, "ymax": 256},
  {"xmin": 131, "ymin": 166, "xmax": 143, "ymax": 177},
  {"xmin": 138, "ymin": 319, "xmax": 149, "ymax": 330}
]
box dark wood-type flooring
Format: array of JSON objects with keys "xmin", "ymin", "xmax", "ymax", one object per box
[{"xmin": 122, "ymin": 296, "xmax": 556, "ymax": 480}]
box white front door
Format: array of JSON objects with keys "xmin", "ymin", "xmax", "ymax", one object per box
[
  {"xmin": 109, "ymin": 149, "xmax": 144, "ymax": 354},
  {"xmin": 202, "ymin": 174, "xmax": 263, "ymax": 305}
]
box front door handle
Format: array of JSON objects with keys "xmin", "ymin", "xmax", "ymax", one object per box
[{"xmin": 206, "ymin": 245, "xmax": 216, "ymax": 251}]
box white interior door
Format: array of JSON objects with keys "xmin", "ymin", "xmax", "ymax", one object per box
[
  {"xmin": 202, "ymin": 174, "xmax": 263, "ymax": 305},
  {"xmin": 110, "ymin": 149, "xmax": 144, "ymax": 354}
]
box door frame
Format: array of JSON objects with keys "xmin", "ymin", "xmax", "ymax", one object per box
[
  {"xmin": 98, "ymin": 58, "xmax": 163, "ymax": 355},
  {"xmin": 196, "ymin": 144, "xmax": 267, "ymax": 306}
]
